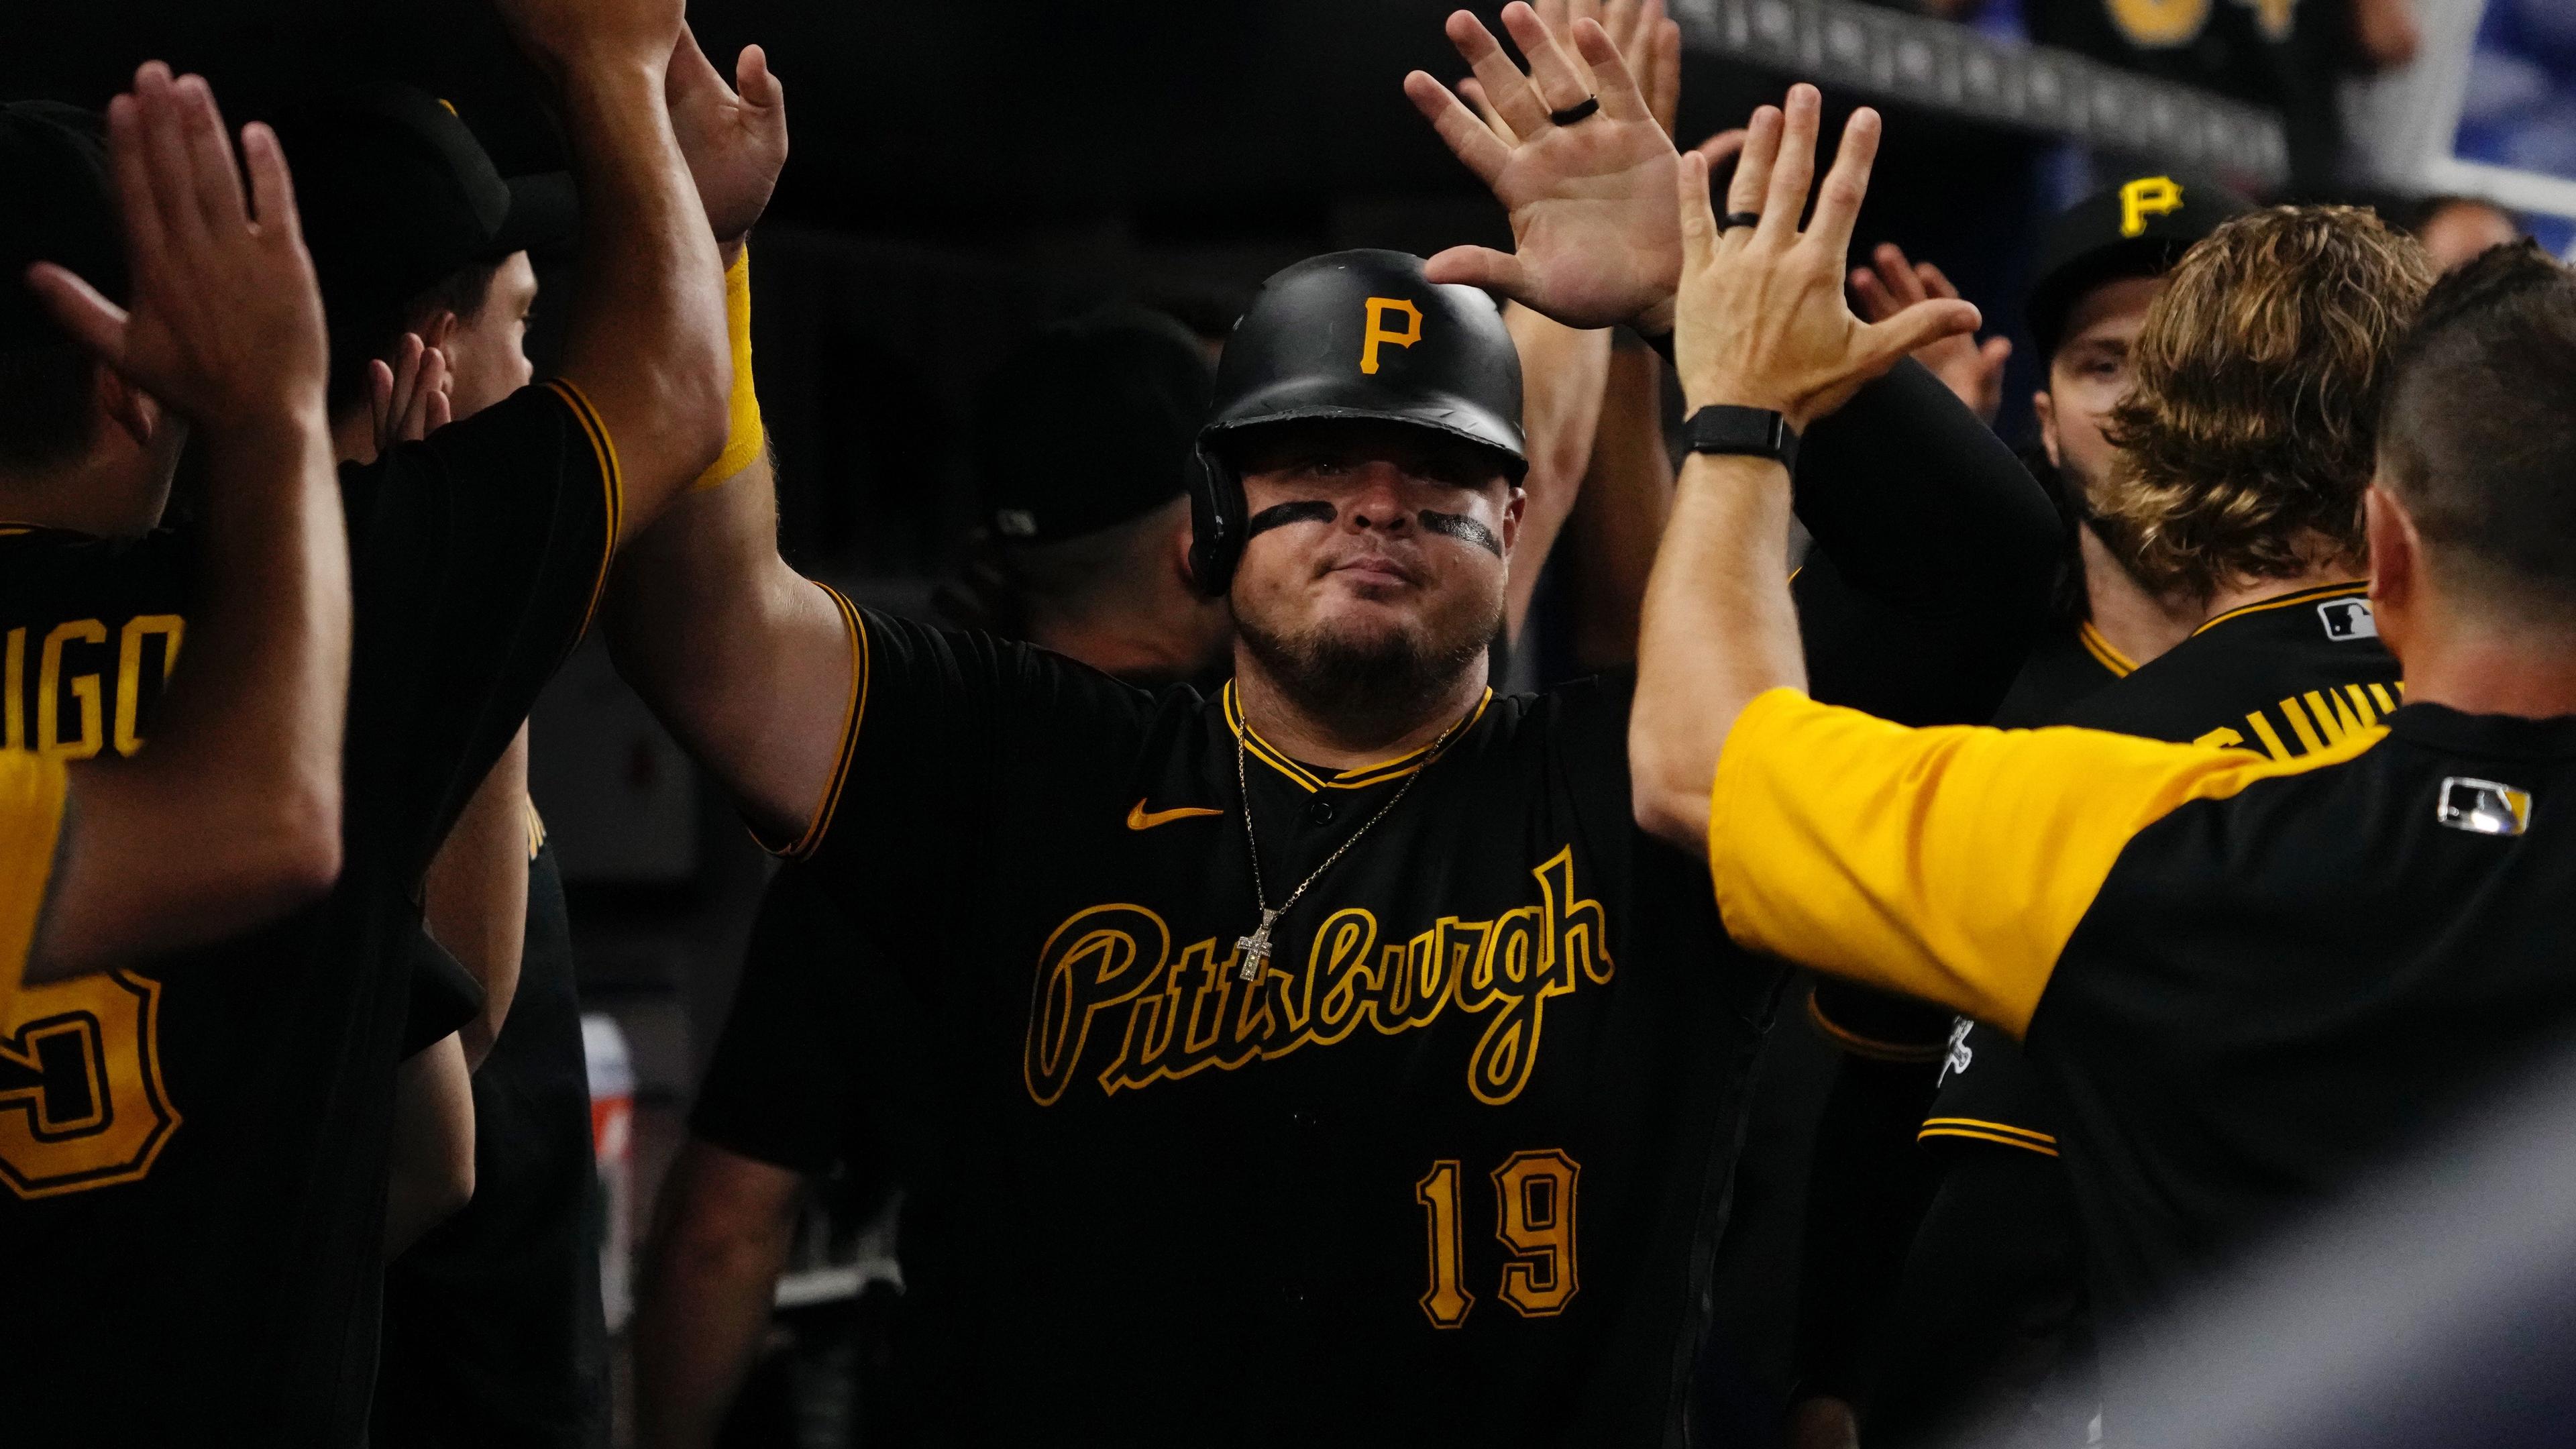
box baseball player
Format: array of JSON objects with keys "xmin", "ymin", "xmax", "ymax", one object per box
[
  {"xmin": 0, "ymin": 97, "xmax": 345, "ymax": 1010},
  {"xmin": 1633, "ymin": 95, "xmax": 2576, "ymax": 1429},
  {"xmin": 1799, "ymin": 192, "xmax": 2430, "ymax": 1448},
  {"xmin": 1791, "ymin": 169, "xmax": 2249, "ymax": 1441},
  {"xmin": 598, "ymin": 10, "xmax": 2053, "ymax": 1432},
  {"xmin": 0, "ymin": 0, "xmax": 736, "ymax": 1433}
]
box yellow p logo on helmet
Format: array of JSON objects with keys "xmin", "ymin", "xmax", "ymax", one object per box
[
  {"xmin": 1361, "ymin": 297, "xmax": 1423, "ymax": 374},
  {"xmin": 2118, "ymin": 176, "xmax": 2185, "ymax": 237}
]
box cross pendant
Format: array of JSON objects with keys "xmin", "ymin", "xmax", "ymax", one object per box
[{"xmin": 1235, "ymin": 910, "xmax": 1280, "ymax": 982}]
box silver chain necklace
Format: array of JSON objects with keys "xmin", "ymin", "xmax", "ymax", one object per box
[{"xmin": 1230, "ymin": 701, "xmax": 1474, "ymax": 983}]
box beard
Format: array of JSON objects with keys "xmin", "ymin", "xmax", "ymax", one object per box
[{"xmin": 1236, "ymin": 596, "xmax": 1497, "ymax": 740}]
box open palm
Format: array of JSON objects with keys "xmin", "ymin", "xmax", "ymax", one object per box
[{"xmin": 1405, "ymin": 4, "xmax": 1681, "ymax": 330}]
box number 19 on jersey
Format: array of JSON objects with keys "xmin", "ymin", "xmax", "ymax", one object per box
[{"xmin": 1415, "ymin": 1149, "xmax": 1580, "ymax": 1328}]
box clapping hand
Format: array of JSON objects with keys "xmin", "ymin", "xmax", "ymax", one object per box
[
  {"xmin": 668, "ymin": 25, "xmax": 787, "ymax": 254},
  {"xmin": 1672, "ymin": 86, "xmax": 1978, "ymax": 431},
  {"xmin": 1405, "ymin": 3, "xmax": 1683, "ymax": 331},
  {"xmin": 1850, "ymin": 243, "xmax": 2010, "ymax": 425},
  {"xmin": 26, "ymin": 62, "xmax": 327, "ymax": 435}
]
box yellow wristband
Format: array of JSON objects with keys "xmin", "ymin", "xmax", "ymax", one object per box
[{"xmin": 694, "ymin": 246, "xmax": 765, "ymax": 490}]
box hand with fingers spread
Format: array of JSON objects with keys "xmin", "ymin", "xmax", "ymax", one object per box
[
  {"xmin": 25, "ymin": 62, "xmax": 327, "ymax": 433},
  {"xmin": 1458, "ymin": 0, "xmax": 1684, "ymax": 142},
  {"xmin": 369, "ymin": 328, "xmax": 454, "ymax": 455},
  {"xmin": 1850, "ymin": 242, "xmax": 2010, "ymax": 425},
  {"xmin": 1672, "ymin": 86, "xmax": 1979, "ymax": 431},
  {"xmin": 669, "ymin": 25, "xmax": 787, "ymax": 254},
  {"xmin": 1405, "ymin": 2, "xmax": 1683, "ymax": 331}
]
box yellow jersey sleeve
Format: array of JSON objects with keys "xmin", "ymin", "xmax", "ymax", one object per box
[
  {"xmin": 1, "ymin": 751, "xmax": 71, "ymax": 1000},
  {"xmin": 1707, "ymin": 688, "xmax": 2382, "ymax": 1038}
]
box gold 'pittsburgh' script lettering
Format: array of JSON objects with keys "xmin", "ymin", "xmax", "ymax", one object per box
[{"xmin": 1020, "ymin": 847, "xmax": 1613, "ymax": 1108}]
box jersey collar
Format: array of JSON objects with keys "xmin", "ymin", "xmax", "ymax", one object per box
[
  {"xmin": 1222, "ymin": 680, "xmax": 1493, "ymax": 794},
  {"xmin": 2191, "ymin": 580, "xmax": 2370, "ymax": 638},
  {"xmin": 2077, "ymin": 619, "xmax": 2138, "ymax": 677}
]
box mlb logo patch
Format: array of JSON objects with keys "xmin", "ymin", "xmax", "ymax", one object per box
[
  {"xmin": 2318, "ymin": 598, "xmax": 2377, "ymax": 640},
  {"xmin": 2436, "ymin": 777, "xmax": 2532, "ymax": 837}
]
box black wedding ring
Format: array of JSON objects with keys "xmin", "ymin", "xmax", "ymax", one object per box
[
  {"xmin": 1722, "ymin": 211, "xmax": 1762, "ymax": 231},
  {"xmin": 1549, "ymin": 95, "xmax": 1601, "ymax": 126}
]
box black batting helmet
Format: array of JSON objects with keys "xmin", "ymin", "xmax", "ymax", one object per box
[{"xmin": 1186, "ymin": 250, "xmax": 1525, "ymax": 595}]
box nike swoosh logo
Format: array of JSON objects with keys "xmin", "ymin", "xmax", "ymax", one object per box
[{"xmin": 1128, "ymin": 799, "xmax": 1224, "ymax": 831}]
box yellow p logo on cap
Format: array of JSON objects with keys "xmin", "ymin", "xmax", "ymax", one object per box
[
  {"xmin": 1361, "ymin": 297, "xmax": 1423, "ymax": 374},
  {"xmin": 2118, "ymin": 176, "xmax": 2184, "ymax": 237}
]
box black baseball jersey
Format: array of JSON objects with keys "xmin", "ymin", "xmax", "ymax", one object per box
[
  {"xmin": 1925, "ymin": 582, "xmax": 2399, "ymax": 1156},
  {"xmin": 1709, "ymin": 660, "xmax": 2576, "ymax": 1388},
  {"xmin": 377, "ymin": 820, "xmax": 611, "ymax": 1449},
  {"xmin": 0, "ymin": 380, "xmax": 617, "ymax": 1445},
  {"xmin": 692, "ymin": 857, "xmax": 951, "ymax": 1191},
  {"xmin": 770, "ymin": 603, "xmax": 1775, "ymax": 1445}
]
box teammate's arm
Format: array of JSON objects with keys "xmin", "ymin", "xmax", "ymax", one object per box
[
  {"xmin": 20, "ymin": 64, "xmax": 349, "ymax": 982},
  {"xmin": 1501, "ymin": 303, "xmax": 1612, "ymax": 643},
  {"xmin": 384, "ymin": 1033, "xmax": 476, "ymax": 1258},
  {"xmin": 1630, "ymin": 91, "xmax": 1971, "ymax": 838},
  {"xmin": 598, "ymin": 39, "xmax": 853, "ymax": 841},
  {"xmin": 1560, "ymin": 338, "xmax": 1673, "ymax": 669},
  {"xmin": 634, "ymin": 1139, "xmax": 806, "ymax": 1449},
  {"xmin": 490, "ymin": 0, "xmax": 731, "ymax": 543},
  {"xmin": 421, "ymin": 728, "xmax": 532, "ymax": 1069},
  {"xmin": 1440, "ymin": 7, "xmax": 1671, "ymax": 647}
]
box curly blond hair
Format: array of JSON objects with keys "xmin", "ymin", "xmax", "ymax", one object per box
[{"xmin": 2092, "ymin": 206, "xmax": 2434, "ymax": 601}]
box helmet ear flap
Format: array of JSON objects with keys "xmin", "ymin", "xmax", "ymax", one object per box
[{"xmin": 1185, "ymin": 442, "xmax": 1244, "ymax": 598}]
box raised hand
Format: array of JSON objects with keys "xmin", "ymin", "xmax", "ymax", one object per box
[
  {"xmin": 369, "ymin": 324, "xmax": 453, "ymax": 454},
  {"xmin": 1850, "ymin": 243, "xmax": 2010, "ymax": 424},
  {"xmin": 1460, "ymin": 0, "xmax": 1683, "ymax": 142},
  {"xmin": 1405, "ymin": 3, "xmax": 1682, "ymax": 331},
  {"xmin": 668, "ymin": 25, "xmax": 788, "ymax": 250},
  {"xmin": 25, "ymin": 62, "xmax": 326, "ymax": 433},
  {"xmin": 1672, "ymin": 86, "xmax": 1978, "ymax": 430}
]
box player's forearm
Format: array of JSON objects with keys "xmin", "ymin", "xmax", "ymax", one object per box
[
  {"xmin": 1501, "ymin": 303, "xmax": 1613, "ymax": 641},
  {"xmin": 30, "ymin": 412, "xmax": 347, "ymax": 981},
  {"xmin": 1630, "ymin": 452, "xmax": 1806, "ymax": 851},
  {"xmin": 554, "ymin": 58, "xmax": 730, "ymax": 537},
  {"xmin": 384, "ymin": 1034, "xmax": 476, "ymax": 1259},
  {"xmin": 1566, "ymin": 343, "xmax": 1675, "ymax": 670},
  {"xmin": 635, "ymin": 1144, "xmax": 802, "ymax": 1449},
  {"xmin": 601, "ymin": 452, "xmax": 852, "ymax": 841},
  {"xmin": 424, "ymin": 729, "xmax": 531, "ymax": 1071}
]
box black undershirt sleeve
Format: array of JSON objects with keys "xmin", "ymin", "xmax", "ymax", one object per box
[{"xmin": 1790, "ymin": 358, "xmax": 2060, "ymax": 726}]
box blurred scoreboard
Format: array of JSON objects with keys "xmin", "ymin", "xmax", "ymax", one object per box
[{"xmin": 1671, "ymin": 0, "xmax": 2291, "ymax": 189}]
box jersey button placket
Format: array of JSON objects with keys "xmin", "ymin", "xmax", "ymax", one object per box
[{"xmin": 1306, "ymin": 796, "xmax": 1336, "ymax": 826}]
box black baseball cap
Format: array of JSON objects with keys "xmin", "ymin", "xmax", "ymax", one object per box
[
  {"xmin": 2025, "ymin": 171, "xmax": 2254, "ymax": 362},
  {"xmin": 975, "ymin": 307, "xmax": 1216, "ymax": 544},
  {"xmin": 0, "ymin": 101, "xmax": 122, "ymax": 350},
  {"xmin": 266, "ymin": 85, "xmax": 573, "ymax": 326}
]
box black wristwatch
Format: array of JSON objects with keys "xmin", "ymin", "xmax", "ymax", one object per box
[{"xmin": 1683, "ymin": 405, "xmax": 1800, "ymax": 474}]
